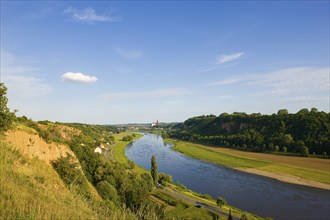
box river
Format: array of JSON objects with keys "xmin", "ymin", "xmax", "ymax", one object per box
[{"xmin": 125, "ymin": 133, "xmax": 330, "ymax": 220}]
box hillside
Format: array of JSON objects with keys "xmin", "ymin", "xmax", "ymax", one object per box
[
  {"xmin": 0, "ymin": 121, "xmax": 157, "ymax": 219},
  {"xmin": 170, "ymin": 109, "xmax": 330, "ymax": 156}
]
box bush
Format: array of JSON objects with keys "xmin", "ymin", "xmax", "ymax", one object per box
[
  {"xmin": 300, "ymin": 146, "xmax": 309, "ymax": 157},
  {"xmin": 158, "ymin": 172, "xmax": 173, "ymax": 184},
  {"xmin": 122, "ymin": 135, "xmax": 133, "ymax": 142},
  {"xmin": 51, "ymin": 154, "xmax": 90, "ymax": 198},
  {"xmin": 216, "ymin": 197, "xmax": 227, "ymax": 207},
  {"xmin": 96, "ymin": 181, "xmax": 118, "ymax": 203}
]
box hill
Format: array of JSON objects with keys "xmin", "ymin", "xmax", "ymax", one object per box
[{"xmin": 169, "ymin": 109, "xmax": 330, "ymax": 157}]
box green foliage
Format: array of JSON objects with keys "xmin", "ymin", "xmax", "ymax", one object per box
[
  {"xmin": 150, "ymin": 155, "xmax": 158, "ymax": 186},
  {"xmin": 282, "ymin": 146, "xmax": 287, "ymax": 153},
  {"xmin": 0, "ymin": 83, "xmax": 16, "ymax": 133},
  {"xmin": 170, "ymin": 108, "xmax": 330, "ymax": 156},
  {"xmin": 301, "ymin": 146, "xmax": 309, "ymax": 157},
  {"xmin": 51, "ymin": 154, "xmax": 91, "ymax": 198},
  {"xmin": 158, "ymin": 172, "xmax": 173, "ymax": 184},
  {"xmin": 176, "ymin": 181, "xmax": 188, "ymax": 191},
  {"xmin": 96, "ymin": 181, "xmax": 118, "ymax": 203},
  {"xmin": 216, "ymin": 197, "xmax": 227, "ymax": 207},
  {"xmin": 122, "ymin": 135, "xmax": 134, "ymax": 141},
  {"xmin": 200, "ymin": 193, "xmax": 213, "ymax": 200},
  {"xmin": 241, "ymin": 213, "xmax": 248, "ymax": 220}
]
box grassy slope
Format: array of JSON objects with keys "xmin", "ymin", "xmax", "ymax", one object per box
[
  {"xmin": 167, "ymin": 139, "xmax": 330, "ymax": 185},
  {"xmin": 0, "ymin": 140, "xmax": 98, "ymax": 219},
  {"xmin": 0, "ymin": 125, "xmax": 138, "ymax": 220}
]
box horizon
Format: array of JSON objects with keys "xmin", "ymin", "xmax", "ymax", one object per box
[{"xmin": 1, "ymin": 1, "xmax": 329, "ymax": 124}]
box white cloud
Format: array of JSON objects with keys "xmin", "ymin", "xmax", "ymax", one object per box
[
  {"xmin": 216, "ymin": 52, "xmax": 244, "ymax": 64},
  {"xmin": 211, "ymin": 66, "xmax": 329, "ymax": 96},
  {"xmin": 1, "ymin": 50, "xmax": 52, "ymax": 98},
  {"xmin": 64, "ymin": 7, "xmax": 117, "ymax": 24},
  {"xmin": 61, "ymin": 72, "xmax": 97, "ymax": 84},
  {"xmin": 115, "ymin": 48, "xmax": 144, "ymax": 60},
  {"xmin": 102, "ymin": 88, "xmax": 189, "ymax": 101}
]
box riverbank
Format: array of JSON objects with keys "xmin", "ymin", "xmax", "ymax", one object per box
[
  {"xmin": 117, "ymin": 133, "xmax": 264, "ymax": 219},
  {"xmin": 166, "ymin": 138, "xmax": 330, "ymax": 190}
]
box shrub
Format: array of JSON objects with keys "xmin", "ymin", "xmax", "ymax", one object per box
[
  {"xmin": 216, "ymin": 197, "xmax": 227, "ymax": 207},
  {"xmin": 96, "ymin": 181, "xmax": 118, "ymax": 203}
]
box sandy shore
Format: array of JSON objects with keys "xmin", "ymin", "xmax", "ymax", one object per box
[{"xmin": 240, "ymin": 168, "xmax": 330, "ymax": 190}]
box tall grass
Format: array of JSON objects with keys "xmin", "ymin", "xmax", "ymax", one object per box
[{"xmin": 0, "ymin": 140, "xmax": 138, "ymax": 220}]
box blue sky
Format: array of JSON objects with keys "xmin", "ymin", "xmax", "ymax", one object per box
[{"xmin": 1, "ymin": 1, "xmax": 329, "ymax": 124}]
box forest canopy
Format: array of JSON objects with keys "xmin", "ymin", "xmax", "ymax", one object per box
[{"xmin": 170, "ymin": 109, "xmax": 330, "ymax": 156}]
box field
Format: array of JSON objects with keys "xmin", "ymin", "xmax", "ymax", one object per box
[
  {"xmin": 204, "ymin": 146, "xmax": 330, "ymax": 171},
  {"xmin": 112, "ymin": 132, "xmax": 147, "ymax": 174},
  {"xmin": 167, "ymin": 139, "xmax": 330, "ymax": 189}
]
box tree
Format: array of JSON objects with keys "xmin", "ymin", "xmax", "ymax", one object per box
[
  {"xmin": 296, "ymin": 141, "xmax": 309, "ymax": 157},
  {"xmin": 0, "ymin": 83, "xmax": 16, "ymax": 133},
  {"xmin": 240, "ymin": 213, "xmax": 248, "ymax": 220},
  {"xmin": 216, "ymin": 197, "xmax": 227, "ymax": 207},
  {"xmin": 96, "ymin": 181, "xmax": 118, "ymax": 203},
  {"xmin": 283, "ymin": 134, "xmax": 293, "ymax": 146},
  {"xmin": 282, "ymin": 146, "xmax": 287, "ymax": 153},
  {"xmin": 227, "ymin": 209, "xmax": 233, "ymax": 220},
  {"xmin": 277, "ymin": 109, "xmax": 288, "ymax": 115},
  {"xmin": 301, "ymin": 146, "xmax": 309, "ymax": 157},
  {"xmin": 150, "ymin": 155, "xmax": 158, "ymax": 186}
]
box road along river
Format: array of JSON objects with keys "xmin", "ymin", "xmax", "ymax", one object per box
[{"xmin": 125, "ymin": 133, "xmax": 330, "ymax": 220}]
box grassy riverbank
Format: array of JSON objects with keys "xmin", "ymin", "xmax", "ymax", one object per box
[
  {"xmin": 112, "ymin": 132, "xmax": 147, "ymax": 174},
  {"xmin": 113, "ymin": 133, "xmax": 265, "ymax": 219},
  {"xmin": 166, "ymin": 139, "xmax": 330, "ymax": 190}
]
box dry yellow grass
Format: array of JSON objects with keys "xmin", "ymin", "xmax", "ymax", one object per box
[
  {"xmin": 5, "ymin": 128, "xmax": 74, "ymax": 165},
  {"xmin": 4, "ymin": 126, "xmax": 102, "ymax": 201}
]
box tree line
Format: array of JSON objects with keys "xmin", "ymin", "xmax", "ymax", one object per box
[{"xmin": 169, "ymin": 109, "xmax": 330, "ymax": 157}]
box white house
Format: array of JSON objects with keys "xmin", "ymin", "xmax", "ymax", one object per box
[{"xmin": 94, "ymin": 147, "xmax": 102, "ymax": 154}]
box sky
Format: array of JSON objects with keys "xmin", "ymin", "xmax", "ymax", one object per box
[{"xmin": 1, "ymin": 1, "xmax": 329, "ymax": 124}]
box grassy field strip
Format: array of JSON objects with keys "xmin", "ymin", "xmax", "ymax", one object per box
[
  {"xmin": 168, "ymin": 139, "xmax": 271, "ymax": 168},
  {"xmin": 258, "ymin": 164, "xmax": 330, "ymax": 184},
  {"xmin": 205, "ymin": 145, "xmax": 330, "ymax": 172},
  {"xmin": 167, "ymin": 139, "xmax": 330, "ymax": 185},
  {"xmin": 112, "ymin": 132, "xmax": 147, "ymax": 174}
]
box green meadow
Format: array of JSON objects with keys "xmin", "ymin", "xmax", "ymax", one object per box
[{"xmin": 167, "ymin": 139, "xmax": 330, "ymax": 185}]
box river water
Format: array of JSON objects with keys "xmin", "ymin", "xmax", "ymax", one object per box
[{"xmin": 125, "ymin": 133, "xmax": 330, "ymax": 220}]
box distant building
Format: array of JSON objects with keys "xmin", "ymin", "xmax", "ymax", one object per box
[
  {"xmin": 151, "ymin": 120, "xmax": 159, "ymax": 127},
  {"xmin": 94, "ymin": 147, "xmax": 102, "ymax": 154}
]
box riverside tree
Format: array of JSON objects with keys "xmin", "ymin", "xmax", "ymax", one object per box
[
  {"xmin": 150, "ymin": 155, "xmax": 158, "ymax": 186},
  {"xmin": 0, "ymin": 83, "xmax": 16, "ymax": 133},
  {"xmin": 216, "ymin": 197, "xmax": 227, "ymax": 207}
]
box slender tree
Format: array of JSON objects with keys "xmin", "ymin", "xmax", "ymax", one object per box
[
  {"xmin": 150, "ymin": 155, "xmax": 158, "ymax": 186},
  {"xmin": 227, "ymin": 209, "xmax": 233, "ymax": 220}
]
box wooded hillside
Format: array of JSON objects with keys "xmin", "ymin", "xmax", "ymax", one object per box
[{"xmin": 170, "ymin": 109, "xmax": 330, "ymax": 156}]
